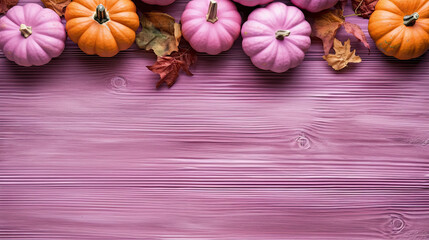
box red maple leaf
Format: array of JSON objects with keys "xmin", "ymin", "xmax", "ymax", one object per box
[{"xmin": 147, "ymin": 48, "xmax": 197, "ymax": 88}]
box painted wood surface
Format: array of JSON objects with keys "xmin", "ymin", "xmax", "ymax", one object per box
[{"xmin": 1, "ymin": 0, "xmax": 429, "ymax": 239}]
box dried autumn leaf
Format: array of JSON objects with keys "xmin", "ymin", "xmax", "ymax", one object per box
[
  {"xmin": 312, "ymin": 9, "xmax": 345, "ymax": 55},
  {"xmin": 336, "ymin": 0, "xmax": 348, "ymax": 10},
  {"xmin": 352, "ymin": 0, "xmax": 379, "ymax": 19},
  {"xmin": 41, "ymin": 0, "xmax": 71, "ymax": 16},
  {"xmin": 0, "ymin": 0, "xmax": 18, "ymax": 14},
  {"xmin": 147, "ymin": 48, "xmax": 197, "ymax": 88},
  {"xmin": 323, "ymin": 39, "xmax": 362, "ymax": 71},
  {"xmin": 312, "ymin": 9, "xmax": 371, "ymax": 55},
  {"xmin": 136, "ymin": 12, "xmax": 182, "ymax": 57},
  {"xmin": 343, "ymin": 22, "xmax": 370, "ymax": 50}
]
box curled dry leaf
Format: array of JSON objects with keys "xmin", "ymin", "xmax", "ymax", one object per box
[
  {"xmin": 323, "ymin": 39, "xmax": 362, "ymax": 71},
  {"xmin": 352, "ymin": 0, "xmax": 379, "ymax": 19},
  {"xmin": 136, "ymin": 12, "xmax": 182, "ymax": 57},
  {"xmin": 312, "ymin": 9, "xmax": 370, "ymax": 55},
  {"xmin": 312, "ymin": 9, "xmax": 345, "ymax": 55},
  {"xmin": 41, "ymin": 0, "xmax": 71, "ymax": 16},
  {"xmin": 0, "ymin": 0, "xmax": 19, "ymax": 14},
  {"xmin": 147, "ymin": 47, "xmax": 197, "ymax": 88},
  {"xmin": 336, "ymin": 0, "xmax": 348, "ymax": 10},
  {"xmin": 343, "ymin": 21, "xmax": 370, "ymax": 50}
]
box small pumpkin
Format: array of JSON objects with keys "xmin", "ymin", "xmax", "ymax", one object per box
[
  {"xmin": 232, "ymin": 0, "xmax": 274, "ymax": 7},
  {"xmin": 0, "ymin": 4, "xmax": 66, "ymax": 66},
  {"xmin": 142, "ymin": 0, "xmax": 175, "ymax": 5},
  {"xmin": 291, "ymin": 0, "xmax": 338, "ymax": 13},
  {"xmin": 241, "ymin": 2, "xmax": 311, "ymax": 73},
  {"xmin": 181, "ymin": 0, "xmax": 241, "ymax": 55},
  {"xmin": 369, "ymin": 0, "xmax": 429, "ymax": 60},
  {"xmin": 65, "ymin": 0, "xmax": 139, "ymax": 57}
]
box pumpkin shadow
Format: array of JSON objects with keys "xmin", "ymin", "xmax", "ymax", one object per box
[
  {"xmin": 2, "ymin": 43, "xmax": 156, "ymax": 89},
  {"xmin": 62, "ymin": 42, "xmax": 157, "ymax": 82},
  {"xmin": 193, "ymin": 40, "xmax": 300, "ymax": 92},
  {"xmin": 377, "ymin": 51, "xmax": 428, "ymax": 69},
  {"xmin": 250, "ymin": 66, "xmax": 300, "ymax": 90},
  {"xmin": 362, "ymin": 50, "xmax": 428, "ymax": 85},
  {"xmin": 2, "ymin": 57, "xmax": 62, "ymax": 88},
  {"xmin": 236, "ymin": 44, "xmax": 300, "ymax": 89},
  {"xmin": 323, "ymin": 61, "xmax": 362, "ymax": 74}
]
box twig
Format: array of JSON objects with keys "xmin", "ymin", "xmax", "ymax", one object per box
[
  {"xmin": 354, "ymin": 0, "xmax": 364, "ymax": 14},
  {"xmin": 343, "ymin": 13, "xmax": 362, "ymax": 18}
]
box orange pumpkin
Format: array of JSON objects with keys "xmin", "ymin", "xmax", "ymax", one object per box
[
  {"xmin": 368, "ymin": 0, "xmax": 429, "ymax": 60},
  {"xmin": 65, "ymin": 0, "xmax": 139, "ymax": 57}
]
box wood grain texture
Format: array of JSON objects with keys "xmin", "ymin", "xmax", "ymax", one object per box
[{"xmin": 1, "ymin": 0, "xmax": 429, "ymax": 239}]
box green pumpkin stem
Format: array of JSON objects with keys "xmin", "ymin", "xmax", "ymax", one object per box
[
  {"xmin": 19, "ymin": 24, "xmax": 32, "ymax": 38},
  {"xmin": 94, "ymin": 4, "xmax": 109, "ymax": 24},
  {"xmin": 275, "ymin": 30, "xmax": 291, "ymax": 40},
  {"xmin": 206, "ymin": 0, "xmax": 218, "ymax": 24},
  {"xmin": 403, "ymin": 12, "xmax": 419, "ymax": 26}
]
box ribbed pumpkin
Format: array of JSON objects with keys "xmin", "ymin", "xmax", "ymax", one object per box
[
  {"xmin": 241, "ymin": 2, "xmax": 311, "ymax": 73},
  {"xmin": 181, "ymin": 0, "xmax": 242, "ymax": 55},
  {"xmin": 0, "ymin": 4, "xmax": 66, "ymax": 66},
  {"xmin": 291, "ymin": 0, "xmax": 338, "ymax": 12},
  {"xmin": 368, "ymin": 0, "xmax": 429, "ymax": 60},
  {"xmin": 142, "ymin": 0, "xmax": 175, "ymax": 5},
  {"xmin": 65, "ymin": 0, "xmax": 139, "ymax": 57},
  {"xmin": 232, "ymin": 0, "xmax": 274, "ymax": 7}
]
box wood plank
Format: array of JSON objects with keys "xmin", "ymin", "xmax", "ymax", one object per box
[{"xmin": 1, "ymin": 0, "xmax": 429, "ymax": 239}]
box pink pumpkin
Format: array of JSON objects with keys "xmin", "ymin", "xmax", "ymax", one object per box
[
  {"xmin": 181, "ymin": 0, "xmax": 241, "ymax": 55},
  {"xmin": 0, "ymin": 4, "xmax": 66, "ymax": 66},
  {"xmin": 232, "ymin": 0, "xmax": 274, "ymax": 7},
  {"xmin": 291, "ymin": 0, "xmax": 339, "ymax": 12},
  {"xmin": 142, "ymin": 0, "xmax": 175, "ymax": 5},
  {"xmin": 241, "ymin": 2, "xmax": 311, "ymax": 73}
]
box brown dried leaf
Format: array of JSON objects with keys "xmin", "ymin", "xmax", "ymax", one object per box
[
  {"xmin": 136, "ymin": 12, "xmax": 182, "ymax": 57},
  {"xmin": 352, "ymin": 0, "xmax": 379, "ymax": 19},
  {"xmin": 312, "ymin": 8, "xmax": 371, "ymax": 55},
  {"xmin": 343, "ymin": 21, "xmax": 370, "ymax": 50},
  {"xmin": 336, "ymin": 0, "xmax": 348, "ymax": 10},
  {"xmin": 0, "ymin": 0, "xmax": 18, "ymax": 14},
  {"xmin": 323, "ymin": 39, "xmax": 362, "ymax": 71},
  {"xmin": 147, "ymin": 48, "xmax": 197, "ymax": 88},
  {"xmin": 312, "ymin": 9, "xmax": 345, "ymax": 55},
  {"xmin": 41, "ymin": 0, "xmax": 71, "ymax": 16}
]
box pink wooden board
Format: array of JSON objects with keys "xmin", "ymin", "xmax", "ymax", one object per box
[{"xmin": 1, "ymin": 0, "xmax": 429, "ymax": 239}]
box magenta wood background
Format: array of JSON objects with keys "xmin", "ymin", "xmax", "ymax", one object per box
[{"xmin": 1, "ymin": 0, "xmax": 429, "ymax": 239}]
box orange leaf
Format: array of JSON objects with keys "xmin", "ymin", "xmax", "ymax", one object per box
[{"xmin": 41, "ymin": 0, "xmax": 71, "ymax": 16}]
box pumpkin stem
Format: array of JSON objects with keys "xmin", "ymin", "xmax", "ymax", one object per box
[
  {"xmin": 206, "ymin": 0, "xmax": 218, "ymax": 24},
  {"xmin": 19, "ymin": 24, "xmax": 32, "ymax": 38},
  {"xmin": 275, "ymin": 30, "xmax": 291, "ymax": 40},
  {"xmin": 403, "ymin": 12, "xmax": 419, "ymax": 26},
  {"xmin": 94, "ymin": 4, "xmax": 109, "ymax": 24}
]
